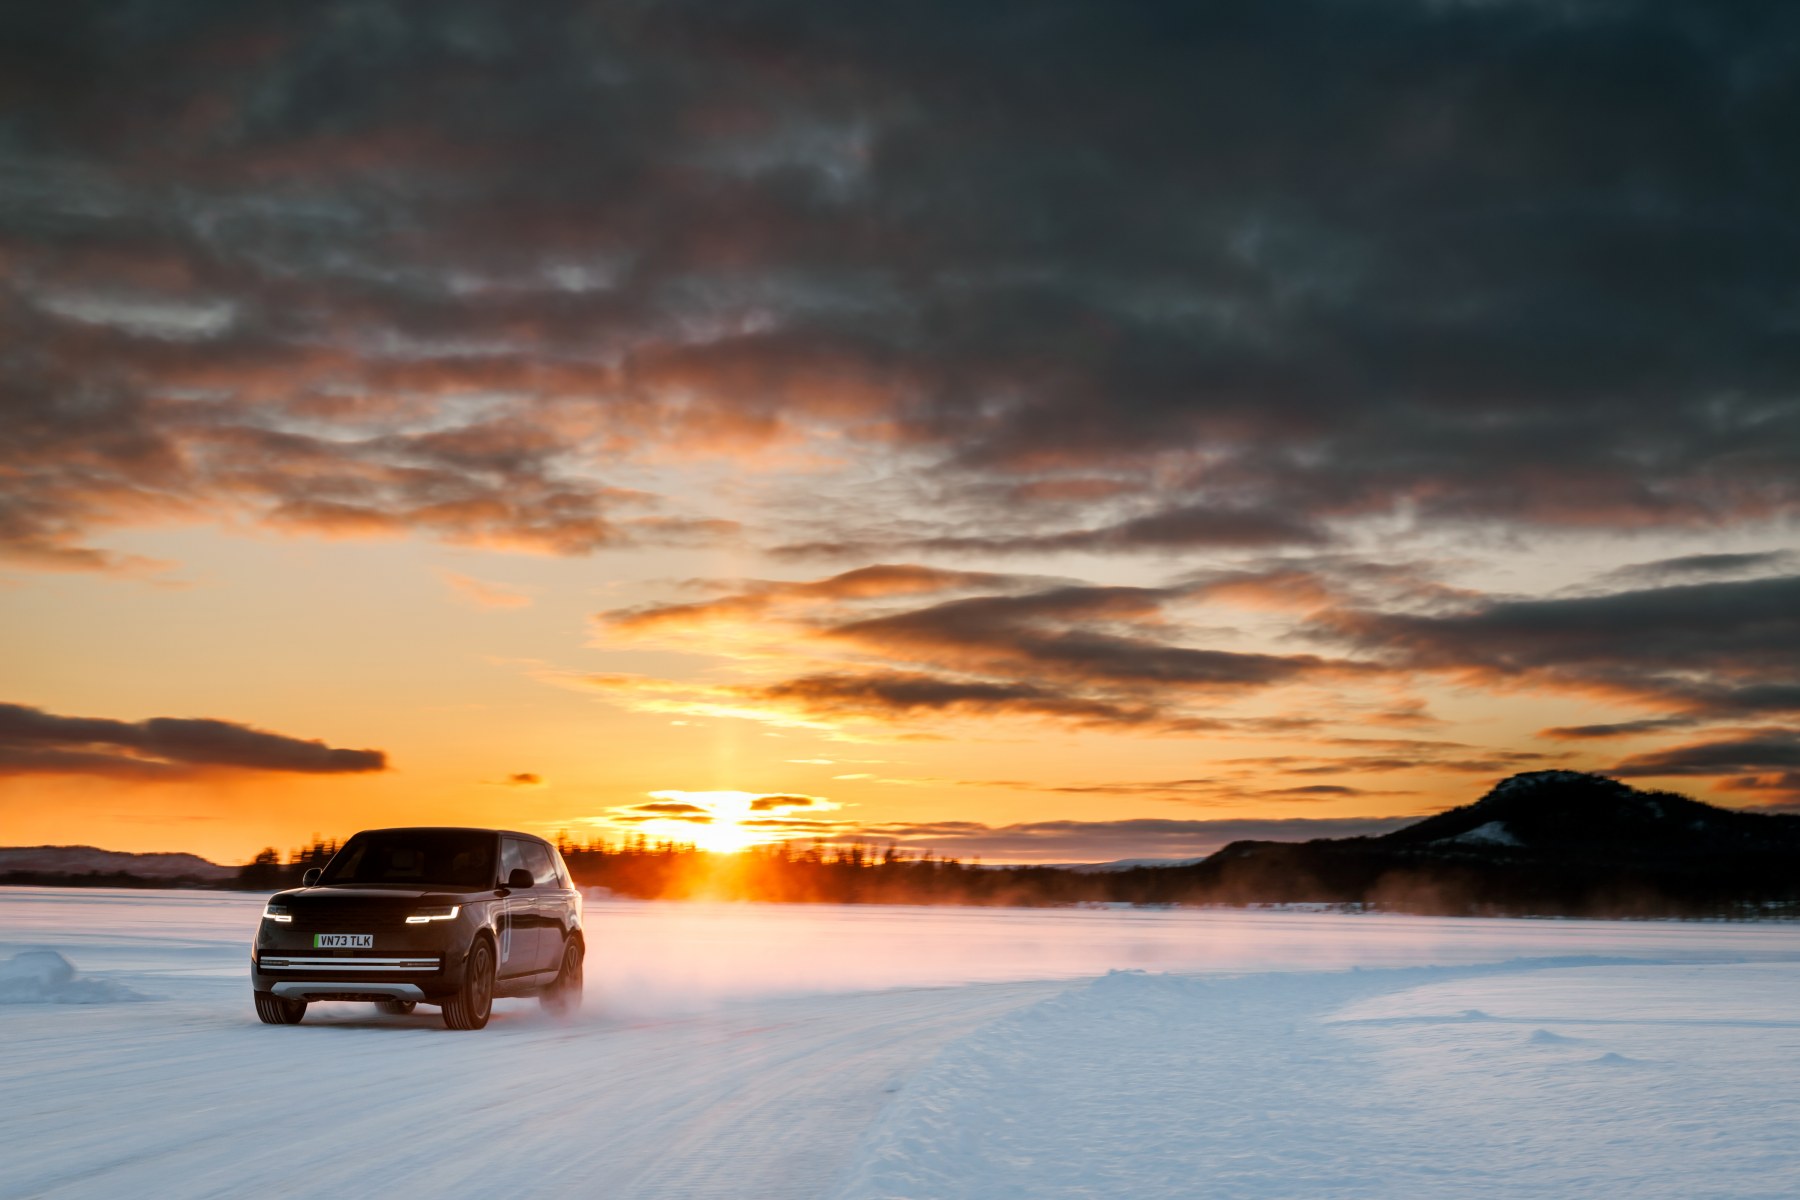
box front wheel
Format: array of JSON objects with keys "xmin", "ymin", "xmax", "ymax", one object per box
[
  {"xmin": 442, "ymin": 939, "xmax": 495, "ymax": 1030},
  {"xmin": 254, "ymin": 992, "xmax": 306, "ymax": 1025},
  {"xmin": 539, "ymin": 937, "xmax": 584, "ymax": 1016}
]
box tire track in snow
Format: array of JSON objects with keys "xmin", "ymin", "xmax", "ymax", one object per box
[{"xmin": 0, "ymin": 978, "xmax": 1066, "ymax": 1200}]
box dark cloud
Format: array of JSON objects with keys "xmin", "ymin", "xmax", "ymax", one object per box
[
  {"xmin": 741, "ymin": 817, "xmax": 852, "ymax": 832},
  {"xmin": 1610, "ymin": 731, "xmax": 1800, "ymax": 778},
  {"xmin": 1599, "ymin": 551, "xmax": 1797, "ymax": 587},
  {"xmin": 782, "ymin": 504, "xmax": 1330, "ymax": 559},
  {"xmin": 0, "ymin": 702, "xmax": 386, "ymax": 776},
  {"xmin": 747, "ymin": 793, "xmax": 827, "ymax": 812},
  {"xmin": 1317, "ymin": 574, "xmax": 1800, "ymax": 721},
  {"xmin": 602, "ymin": 564, "xmax": 1030, "ymax": 633},
  {"xmin": 753, "ymin": 672, "xmax": 1158, "ymax": 726},
  {"xmin": 828, "ymin": 586, "xmax": 1351, "ymax": 690},
  {"xmin": 1717, "ymin": 772, "xmax": 1800, "ymax": 809},
  {"xmin": 4, "ymin": 1, "xmax": 1798, "ymax": 569},
  {"xmin": 1538, "ymin": 718, "xmax": 1698, "ymax": 741},
  {"xmin": 629, "ymin": 802, "xmax": 711, "ymax": 817}
]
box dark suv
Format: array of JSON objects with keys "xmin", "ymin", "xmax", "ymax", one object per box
[{"xmin": 251, "ymin": 827, "xmax": 584, "ymax": 1030}]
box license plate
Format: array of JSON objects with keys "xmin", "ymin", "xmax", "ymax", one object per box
[{"xmin": 313, "ymin": 933, "xmax": 373, "ymax": 949}]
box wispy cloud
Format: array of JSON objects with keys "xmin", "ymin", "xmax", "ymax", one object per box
[{"xmin": 440, "ymin": 570, "xmax": 535, "ymax": 610}]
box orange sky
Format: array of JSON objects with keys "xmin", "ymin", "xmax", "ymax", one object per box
[{"xmin": 4, "ymin": 508, "xmax": 1793, "ymax": 866}]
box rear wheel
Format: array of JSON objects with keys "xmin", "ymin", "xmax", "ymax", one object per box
[
  {"xmin": 254, "ymin": 992, "xmax": 306, "ymax": 1025},
  {"xmin": 539, "ymin": 937, "xmax": 584, "ymax": 1016},
  {"xmin": 442, "ymin": 939, "xmax": 495, "ymax": 1030},
  {"xmin": 375, "ymin": 999, "xmax": 416, "ymax": 1015}
]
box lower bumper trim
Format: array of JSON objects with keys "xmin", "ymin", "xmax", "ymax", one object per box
[
  {"xmin": 271, "ymin": 982, "xmax": 427, "ymax": 1002},
  {"xmin": 259, "ymin": 957, "xmax": 440, "ymax": 971}
]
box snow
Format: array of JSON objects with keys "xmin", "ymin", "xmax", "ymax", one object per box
[
  {"xmin": 839, "ymin": 961, "xmax": 1800, "ymax": 1199},
  {"xmin": 0, "ymin": 949, "xmax": 145, "ymax": 1004},
  {"xmin": 2, "ymin": 887, "xmax": 1798, "ymax": 1199},
  {"xmin": 1442, "ymin": 819, "xmax": 1522, "ymax": 846}
]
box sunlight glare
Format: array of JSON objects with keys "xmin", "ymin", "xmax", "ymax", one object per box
[{"xmin": 635, "ymin": 789, "xmax": 828, "ymax": 854}]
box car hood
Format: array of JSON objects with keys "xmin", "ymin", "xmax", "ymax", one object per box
[{"xmin": 272, "ymin": 884, "xmax": 491, "ymax": 906}]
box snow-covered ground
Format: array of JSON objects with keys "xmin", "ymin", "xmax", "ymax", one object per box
[{"xmin": 2, "ymin": 889, "xmax": 1797, "ymax": 1199}]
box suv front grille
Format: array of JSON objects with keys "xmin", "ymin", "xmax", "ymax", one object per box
[{"xmin": 292, "ymin": 902, "xmax": 412, "ymax": 926}]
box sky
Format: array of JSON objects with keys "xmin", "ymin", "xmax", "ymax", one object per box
[{"xmin": 2, "ymin": 0, "xmax": 1798, "ymax": 865}]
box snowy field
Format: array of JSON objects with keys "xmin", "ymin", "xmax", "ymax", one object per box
[{"xmin": 3, "ymin": 889, "xmax": 1798, "ymax": 1199}]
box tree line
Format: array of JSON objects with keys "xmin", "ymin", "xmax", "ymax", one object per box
[{"xmin": 196, "ymin": 823, "xmax": 1800, "ymax": 918}]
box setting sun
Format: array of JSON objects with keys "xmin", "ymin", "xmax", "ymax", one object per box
[{"xmin": 612, "ymin": 790, "xmax": 839, "ymax": 855}]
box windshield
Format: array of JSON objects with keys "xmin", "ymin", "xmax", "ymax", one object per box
[{"xmin": 318, "ymin": 832, "xmax": 496, "ymax": 887}]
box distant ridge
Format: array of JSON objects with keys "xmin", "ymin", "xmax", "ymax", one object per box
[
  {"xmin": 1142, "ymin": 771, "xmax": 1800, "ymax": 917},
  {"xmin": 1381, "ymin": 770, "xmax": 1800, "ymax": 855},
  {"xmin": 0, "ymin": 845, "xmax": 235, "ymax": 881}
]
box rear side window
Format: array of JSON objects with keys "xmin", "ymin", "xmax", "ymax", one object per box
[
  {"xmin": 500, "ymin": 837, "xmax": 528, "ymax": 884},
  {"xmin": 522, "ymin": 841, "xmax": 558, "ymax": 887}
]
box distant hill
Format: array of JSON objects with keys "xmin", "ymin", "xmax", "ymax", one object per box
[
  {"xmin": 1381, "ymin": 770, "xmax": 1800, "ymax": 855},
  {"xmin": 1111, "ymin": 771, "xmax": 1800, "ymax": 917},
  {"xmin": 0, "ymin": 845, "xmax": 235, "ymax": 884}
]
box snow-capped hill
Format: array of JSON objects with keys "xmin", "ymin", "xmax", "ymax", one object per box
[
  {"xmin": 1379, "ymin": 770, "xmax": 1800, "ymax": 854},
  {"xmin": 1168, "ymin": 772, "xmax": 1800, "ymax": 916},
  {"xmin": 0, "ymin": 845, "xmax": 234, "ymax": 880}
]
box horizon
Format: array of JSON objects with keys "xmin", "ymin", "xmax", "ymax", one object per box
[
  {"xmin": 4, "ymin": 1, "xmax": 1798, "ymax": 866},
  {"xmin": 2, "ymin": 765, "xmax": 1766, "ymax": 872}
]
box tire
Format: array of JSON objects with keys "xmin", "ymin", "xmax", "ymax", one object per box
[
  {"xmin": 254, "ymin": 992, "xmax": 307, "ymax": 1025},
  {"xmin": 539, "ymin": 936, "xmax": 584, "ymax": 1016},
  {"xmin": 375, "ymin": 999, "xmax": 416, "ymax": 1015},
  {"xmin": 442, "ymin": 938, "xmax": 495, "ymax": 1030}
]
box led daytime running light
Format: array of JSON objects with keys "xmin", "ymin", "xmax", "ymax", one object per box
[{"xmin": 405, "ymin": 905, "xmax": 461, "ymax": 924}]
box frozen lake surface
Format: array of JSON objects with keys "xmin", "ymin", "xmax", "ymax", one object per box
[{"xmin": 3, "ymin": 888, "xmax": 1798, "ymax": 1198}]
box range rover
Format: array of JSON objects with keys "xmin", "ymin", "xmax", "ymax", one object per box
[{"xmin": 251, "ymin": 827, "xmax": 584, "ymax": 1030}]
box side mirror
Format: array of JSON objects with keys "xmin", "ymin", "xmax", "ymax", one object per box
[
  {"xmin": 505, "ymin": 868, "xmax": 534, "ymax": 890},
  {"xmin": 302, "ymin": 867, "xmax": 322, "ymax": 886}
]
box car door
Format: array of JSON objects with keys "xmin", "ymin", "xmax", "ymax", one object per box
[
  {"xmin": 496, "ymin": 837, "xmax": 539, "ymax": 976},
  {"xmin": 518, "ymin": 839, "xmax": 563, "ymax": 973}
]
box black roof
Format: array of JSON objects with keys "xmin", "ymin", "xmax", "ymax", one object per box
[{"xmin": 346, "ymin": 826, "xmax": 550, "ymax": 844}]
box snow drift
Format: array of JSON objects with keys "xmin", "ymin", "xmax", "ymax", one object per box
[{"xmin": 0, "ymin": 949, "xmax": 145, "ymax": 1004}]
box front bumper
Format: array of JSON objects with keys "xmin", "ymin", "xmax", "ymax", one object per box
[{"xmin": 252, "ymin": 927, "xmax": 472, "ymax": 1000}]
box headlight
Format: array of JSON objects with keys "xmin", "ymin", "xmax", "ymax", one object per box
[
  {"xmin": 262, "ymin": 904, "xmax": 293, "ymax": 923},
  {"xmin": 406, "ymin": 905, "xmax": 461, "ymax": 924}
]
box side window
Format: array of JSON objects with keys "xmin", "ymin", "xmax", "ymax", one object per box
[
  {"xmin": 551, "ymin": 847, "xmax": 573, "ymax": 890},
  {"xmin": 522, "ymin": 841, "xmax": 558, "ymax": 887},
  {"xmin": 500, "ymin": 838, "xmax": 528, "ymax": 885}
]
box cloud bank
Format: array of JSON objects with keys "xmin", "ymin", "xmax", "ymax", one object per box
[{"xmin": 0, "ymin": 703, "xmax": 387, "ymax": 777}]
